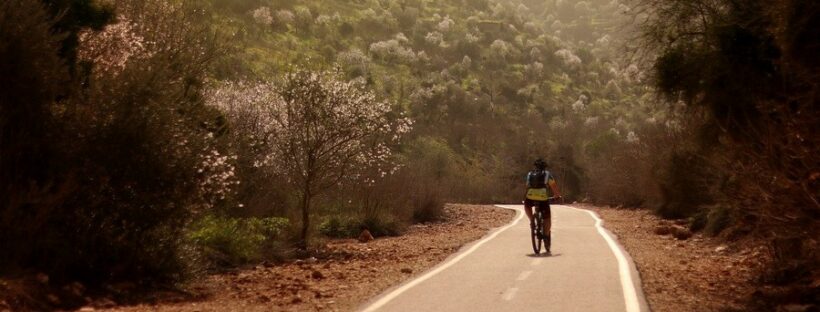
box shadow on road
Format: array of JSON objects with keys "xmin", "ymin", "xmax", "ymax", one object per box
[{"xmin": 525, "ymin": 253, "xmax": 561, "ymax": 258}]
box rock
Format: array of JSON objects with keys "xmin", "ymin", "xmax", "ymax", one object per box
[
  {"xmin": 358, "ymin": 229, "xmax": 374, "ymax": 243},
  {"xmin": 311, "ymin": 270, "xmax": 325, "ymax": 279},
  {"xmin": 46, "ymin": 294, "xmax": 60, "ymax": 305},
  {"xmin": 78, "ymin": 307, "xmax": 95, "ymax": 312},
  {"xmin": 35, "ymin": 273, "xmax": 49, "ymax": 285},
  {"xmin": 400, "ymin": 268, "xmax": 413, "ymax": 274},
  {"xmin": 94, "ymin": 298, "xmax": 116, "ymax": 308},
  {"xmin": 306, "ymin": 257, "xmax": 318, "ymax": 264},
  {"xmin": 64, "ymin": 281, "xmax": 85, "ymax": 297},
  {"xmin": 672, "ymin": 226, "xmax": 693, "ymax": 240},
  {"xmin": 109, "ymin": 282, "xmax": 136, "ymax": 293},
  {"xmin": 654, "ymin": 225, "xmax": 672, "ymax": 235},
  {"xmin": 715, "ymin": 245, "xmax": 729, "ymax": 253},
  {"xmin": 778, "ymin": 304, "xmax": 815, "ymax": 312}
]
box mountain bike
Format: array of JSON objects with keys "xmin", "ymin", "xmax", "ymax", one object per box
[{"xmin": 530, "ymin": 197, "xmax": 557, "ymax": 255}]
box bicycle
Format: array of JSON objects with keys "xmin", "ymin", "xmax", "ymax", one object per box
[{"xmin": 529, "ymin": 197, "xmax": 557, "ymax": 255}]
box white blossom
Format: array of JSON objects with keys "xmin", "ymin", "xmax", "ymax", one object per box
[
  {"xmin": 555, "ymin": 48, "xmax": 582, "ymax": 67},
  {"xmin": 626, "ymin": 131, "xmax": 640, "ymax": 143},
  {"xmin": 425, "ymin": 31, "xmax": 444, "ymax": 45},
  {"xmin": 78, "ymin": 17, "xmax": 151, "ymax": 76},
  {"xmin": 437, "ymin": 16, "xmax": 454, "ymax": 32},
  {"xmin": 251, "ymin": 6, "xmax": 273, "ymax": 25}
]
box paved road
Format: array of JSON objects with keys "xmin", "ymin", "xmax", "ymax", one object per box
[{"xmin": 360, "ymin": 205, "xmax": 649, "ymax": 312}]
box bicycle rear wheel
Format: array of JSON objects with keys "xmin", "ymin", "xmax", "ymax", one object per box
[{"xmin": 531, "ymin": 210, "xmax": 543, "ymax": 254}]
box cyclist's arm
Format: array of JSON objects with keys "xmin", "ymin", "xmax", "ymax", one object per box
[{"xmin": 548, "ymin": 175, "xmax": 562, "ymax": 199}]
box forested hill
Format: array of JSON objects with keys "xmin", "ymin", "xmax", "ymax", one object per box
[{"xmin": 206, "ymin": 0, "xmax": 667, "ymax": 204}]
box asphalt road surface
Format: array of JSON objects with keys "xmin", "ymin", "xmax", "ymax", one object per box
[{"xmin": 360, "ymin": 205, "xmax": 649, "ymax": 312}]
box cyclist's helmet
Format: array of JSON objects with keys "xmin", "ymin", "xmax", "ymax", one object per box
[{"xmin": 534, "ymin": 158, "xmax": 547, "ymax": 170}]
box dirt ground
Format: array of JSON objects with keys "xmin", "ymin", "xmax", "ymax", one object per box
[
  {"xmin": 92, "ymin": 204, "xmax": 515, "ymax": 312},
  {"xmin": 2, "ymin": 204, "xmax": 772, "ymax": 312},
  {"xmin": 580, "ymin": 204, "xmax": 768, "ymax": 312}
]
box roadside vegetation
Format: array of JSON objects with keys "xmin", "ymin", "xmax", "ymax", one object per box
[{"xmin": 0, "ymin": 0, "xmax": 815, "ymax": 310}]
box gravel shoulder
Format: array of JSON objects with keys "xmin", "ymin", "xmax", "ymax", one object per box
[
  {"xmin": 578, "ymin": 204, "xmax": 767, "ymax": 312},
  {"xmin": 101, "ymin": 204, "xmax": 514, "ymax": 312}
]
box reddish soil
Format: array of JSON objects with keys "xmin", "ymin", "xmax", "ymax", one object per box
[
  {"xmin": 579, "ymin": 204, "xmax": 768, "ymax": 312},
  {"xmin": 86, "ymin": 204, "xmax": 515, "ymax": 312}
]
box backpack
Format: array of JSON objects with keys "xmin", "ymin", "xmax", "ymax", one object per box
[{"xmin": 527, "ymin": 170, "xmax": 548, "ymax": 189}]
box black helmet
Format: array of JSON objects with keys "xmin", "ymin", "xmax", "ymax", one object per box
[{"xmin": 534, "ymin": 158, "xmax": 547, "ymax": 169}]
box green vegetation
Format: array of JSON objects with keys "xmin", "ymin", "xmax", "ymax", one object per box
[
  {"xmin": 1, "ymin": 0, "xmax": 816, "ymax": 309},
  {"xmin": 189, "ymin": 215, "xmax": 289, "ymax": 265}
]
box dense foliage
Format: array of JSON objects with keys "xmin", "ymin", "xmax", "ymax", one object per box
[
  {"xmin": 636, "ymin": 0, "xmax": 819, "ymax": 306},
  {"xmin": 1, "ymin": 0, "xmax": 224, "ymax": 284},
  {"xmin": 3, "ymin": 1, "xmax": 815, "ymax": 309},
  {"xmin": 204, "ymin": 0, "xmax": 676, "ymax": 207}
]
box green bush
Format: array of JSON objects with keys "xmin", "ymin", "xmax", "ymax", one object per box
[{"xmin": 189, "ymin": 215, "xmax": 289, "ymax": 266}]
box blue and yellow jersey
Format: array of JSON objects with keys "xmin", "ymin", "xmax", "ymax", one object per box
[{"xmin": 525, "ymin": 170, "xmax": 557, "ymax": 201}]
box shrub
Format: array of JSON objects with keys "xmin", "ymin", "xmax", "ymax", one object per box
[
  {"xmin": 412, "ymin": 191, "xmax": 445, "ymax": 223},
  {"xmin": 655, "ymin": 150, "xmax": 716, "ymax": 219},
  {"xmin": 318, "ymin": 215, "xmax": 403, "ymax": 238},
  {"xmin": 0, "ymin": 0, "xmax": 225, "ymax": 285},
  {"xmin": 189, "ymin": 215, "xmax": 289, "ymax": 265}
]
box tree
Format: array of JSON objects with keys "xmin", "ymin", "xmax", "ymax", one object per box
[{"xmin": 269, "ymin": 69, "xmax": 410, "ymax": 248}]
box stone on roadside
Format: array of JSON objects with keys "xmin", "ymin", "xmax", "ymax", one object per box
[
  {"xmin": 654, "ymin": 225, "xmax": 672, "ymax": 235},
  {"xmin": 63, "ymin": 281, "xmax": 85, "ymax": 297},
  {"xmin": 46, "ymin": 294, "xmax": 60, "ymax": 305},
  {"xmin": 715, "ymin": 245, "xmax": 729, "ymax": 253},
  {"xmin": 358, "ymin": 229, "xmax": 374, "ymax": 243},
  {"xmin": 778, "ymin": 304, "xmax": 816, "ymax": 312},
  {"xmin": 672, "ymin": 226, "xmax": 693, "ymax": 240},
  {"xmin": 311, "ymin": 270, "xmax": 325, "ymax": 279},
  {"xmin": 35, "ymin": 273, "xmax": 49, "ymax": 285}
]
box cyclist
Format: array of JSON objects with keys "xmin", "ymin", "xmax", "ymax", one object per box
[{"xmin": 524, "ymin": 158, "xmax": 562, "ymax": 253}]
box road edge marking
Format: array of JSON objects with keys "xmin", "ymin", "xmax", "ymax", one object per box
[
  {"xmin": 359, "ymin": 205, "xmax": 523, "ymax": 312},
  {"xmin": 566, "ymin": 206, "xmax": 643, "ymax": 312}
]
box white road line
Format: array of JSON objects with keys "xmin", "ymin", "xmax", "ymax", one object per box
[
  {"xmin": 516, "ymin": 270, "xmax": 533, "ymax": 281},
  {"xmin": 502, "ymin": 287, "xmax": 519, "ymax": 301},
  {"xmin": 531, "ymin": 258, "xmax": 543, "ymax": 266},
  {"xmin": 568, "ymin": 206, "xmax": 642, "ymax": 312},
  {"xmin": 359, "ymin": 206, "xmax": 524, "ymax": 312}
]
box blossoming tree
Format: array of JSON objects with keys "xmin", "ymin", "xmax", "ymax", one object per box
[{"xmin": 209, "ymin": 69, "xmax": 411, "ymax": 248}]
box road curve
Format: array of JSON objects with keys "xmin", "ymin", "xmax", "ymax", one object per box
[{"xmin": 359, "ymin": 205, "xmax": 649, "ymax": 312}]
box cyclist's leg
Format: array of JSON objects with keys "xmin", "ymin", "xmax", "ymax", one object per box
[
  {"xmin": 542, "ymin": 201, "xmax": 552, "ymax": 238},
  {"xmin": 524, "ymin": 198, "xmax": 535, "ymax": 224}
]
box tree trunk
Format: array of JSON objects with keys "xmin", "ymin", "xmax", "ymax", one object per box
[{"xmin": 299, "ymin": 187, "xmax": 311, "ymax": 250}]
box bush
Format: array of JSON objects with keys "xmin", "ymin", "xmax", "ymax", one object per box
[
  {"xmin": 0, "ymin": 0, "xmax": 226, "ymax": 285},
  {"xmin": 690, "ymin": 204, "xmax": 732, "ymax": 236},
  {"xmin": 319, "ymin": 215, "xmax": 403, "ymax": 238},
  {"xmin": 412, "ymin": 191, "xmax": 445, "ymax": 223},
  {"xmin": 189, "ymin": 215, "xmax": 289, "ymax": 265},
  {"xmin": 655, "ymin": 150, "xmax": 716, "ymax": 219}
]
